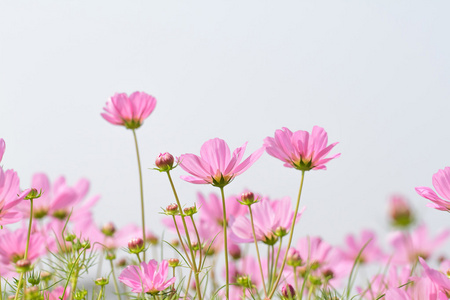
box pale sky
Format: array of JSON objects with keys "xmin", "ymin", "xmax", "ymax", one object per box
[{"xmin": 1, "ymin": 1, "xmax": 450, "ymax": 250}]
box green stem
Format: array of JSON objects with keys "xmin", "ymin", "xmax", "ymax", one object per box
[
  {"xmin": 190, "ymin": 215, "xmax": 203, "ymax": 270},
  {"xmin": 293, "ymin": 266, "xmax": 300, "ymax": 300},
  {"xmin": 171, "ymin": 215, "xmax": 193, "ymax": 267},
  {"xmin": 132, "ymin": 129, "xmax": 146, "ymax": 261},
  {"xmin": 268, "ymin": 171, "xmax": 306, "ymax": 298},
  {"xmin": 110, "ymin": 260, "xmax": 122, "ymax": 300},
  {"xmin": 271, "ymin": 237, "xmax": 283, "ymax": 291},
  {"xmin": 14, "ymin": 198, "xmax": 35, "ymax": 300},
  {"xmin": 219, "ymin": 187, "xmax": 230, "ymax": 300},
  {"xmin": 248, "ymin": 205, "xmax": 267, "ymax": 297},
  {"xmin": 166, "ymin": 171, "xmax": 202, "ymax": 300},
  {"xmin": 96, "ymin": 286, "xmax": 104, "ymax": 300}
]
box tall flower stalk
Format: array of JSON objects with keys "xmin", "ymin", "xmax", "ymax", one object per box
[
  {"xmin": 268, "ymin": 171, "xmax": 305, "ymax": 298},
  {"xmin": 179, "ymin": 138, "xmax": 264, "ymax": 299},
  {"xmin": 132, "ymin": 128, "xmax": 146, "ymax": 260},
  {"xmin": 101, "ymin": 91, "xmax": 157, "ymax": 261}
]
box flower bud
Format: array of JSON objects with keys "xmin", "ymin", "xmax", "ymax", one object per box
[
  {"xmin": 275, "ymin": 226, "xmax": 287, "ymax": 237},
  {"xmin": 183, "ymin": 205, "xmax": 198, "ymax": 216},
  {"xmin": 27, "ymin": 273, "xmax": 40, "ymax": 285},
  {"xmin": 116, "ymin": 258, "xmax": 127, "ymax": 267},
  {"xmin": 15, "ymin": 259, "xmax": 32, "ymax": 273},
  {"xmin": 74, "ymin": 289, "xmax": 88, "ymax": 300},
  {"xmin": 105, "ymin": 251, "xmax": 116, "ymax": 260},
  {"xmin": 65, "ymin": 233, "xmax": 76, "ymax": 242},
  {"xmin": 95, "ymin": 277, "xmax": 109, "ymax": 286},
  {"xmin": 239, "ymin": 192, "xmax": 258, "ymax": 206},
  {"xmin": 170, "ymin": 239, "xmax": 179, "ymax": 248},
  {"xmin": 281, "ymin": 283, "xmax": 296, "ymax": 298},
  {"xmin": 128, "ymin": 237, "xmax": 145, "ymax": 254},
  {"xmin": 25, "ymin": 188, "xmax": 43, "ymax": 200},
  {"xmin": 229, "ymin": 243, "xmax": 241, "ymax": 260},
  {"xmin": 389, "ymin": 195, "xmax": 414, "ymax": 228},
  {"xmin": 40, "ymin": 271, "xmax": 52, "ymax": 282},
  {"xmin": 287, "ymin": 248, "xmax": 302, "ymax": 267},
  {"xmin": 155, "ymin": 152, "xmax": 175, "ymax": 171},
  {"xmin": 236, "ymin": 275, "xmax": 253, "ymax": 288},
  {"xmin": 165, "ymin": 204, "xmax": 179, "ymax": 216},
  {"xmin": 147, "ymin": 232, "xmax": 158, "ymax": 245},
  {"xmin": 262, "ymin": 231, "xmax": 278, "ymax": 245},
  {"xmin": 101, "ymin": 222, "xmax": 116, "ymax": 236},
  {"xmin": 168, "ymin": 258, "xmax": 180, "ymax": 268}
]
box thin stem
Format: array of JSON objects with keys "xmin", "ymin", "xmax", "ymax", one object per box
[
  {"xmin": 248, "ymin": 205, "xmax": 267, "ymax": 297},
  {"xmin": 184, "ymin": 269, "xmax": 193, "ymax": 300},
  {"xmin": 166, "ymin": 171, "xmax": 202, "ymax": 300},
  {"xmin": 271, "ymin": 237, "xmax": 283, "ymax": 291},
  {"xmin": 293, "ymin": 266, "xmax": 300, "ymax": 300},
  {"xmin": 110, "ymin": 260, "xmax": 122, "ymax": 300},
  {"xmin": 219, "ymin": 186, "xmax": 230, "ymax": 300},
  {"xmin": 190, "ymin": 215, "xmax": 203, "ymax": 270},
  {"xmin": 14, "ymin": 198, "xmax": 35, "ymax": 300},
  {"xmin": 132, "ymin": 129, "xmax": 146, "ymax": 261},
  {"xmin": 268, "ymin": 170, "xmax": 306, "ymax": 298},
  {"xmin": 171, "ymin": 216, "xmax": 193, "ymax": 267},
  {"xmin": 96, "ymin": 286, "xmax": 104, "ymax": 300}
]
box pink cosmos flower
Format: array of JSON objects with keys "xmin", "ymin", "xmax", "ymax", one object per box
[
  {"xmin": 179, "ymin": 138, "xmax": 264, "ymax": 187},
  {"xmin": 388, "ymin": 224, "xmax": 450, "ymax": 265},
  {"xmin": 336, "ymin": 230, "xmax": 384, "ymax": 265},
  {"xmin": 416, "ymin": 167, "xmax": 450, "ymax": 212},
  {"xmin": 118, "ymin": 260, "xmax": 175, "ymax": 295},
  {"xmin": 0, "ymin": 228, "xmax": 46, "ymax": 277},
  {"xmin": 0, "ymin": 168, "xmax": 30, "ymax": 226},
  {"xmin": 230, "ymin": 196, "xmax": 304, "ymax": 244},
  {"xmin": 101, "ymin": 91, "xmax": 157, "ymax": 129},
  {"xmin": 264, "ymin": 126, "xmax": 340, "ymax": 171},
  {"xmin": 419, "ymin": 257, "xmax": 450, "ymax": 298}
]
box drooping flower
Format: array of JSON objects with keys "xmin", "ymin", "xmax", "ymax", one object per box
[
  {"xmin": 264, "ymin": 126, "xmax": 340, "ymax": 171},
  {"xmin": 118, "ymin": 260, "xmax": 175, "ymax": 294},
  {"xmin": 101, "ymin": 91, "xmax": 157, "ymax": 129},
  {"xmin": 179, "ymin": 138, "xmax": 264, "ymax": 187},
  {"xmin": 416, "ymin": 167, "xmax": 450, "ymax": 212}
]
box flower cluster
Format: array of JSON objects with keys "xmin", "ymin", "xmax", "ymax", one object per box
[{"xmin": 2, "ymin": 91, "xmax": 450, "ymax": 300}]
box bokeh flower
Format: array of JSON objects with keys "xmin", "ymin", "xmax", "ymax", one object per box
[
  {"xmin": 118, "ymin": 259, "xmax": 175, "ymax": 294},
  {"xmin": 264, "ymin": 126, "xmax": 340, "ymax": 171},
  {"xmin": 101, "ymin": 91, "xmax": 156, "ymax": 129},
  {"xmin": 180, "ymin": 138, "xmax": 264, "ymax": 187},
  {"xmin": 416, "ymin": 167, "xmax": 450, "ymax": 212}
]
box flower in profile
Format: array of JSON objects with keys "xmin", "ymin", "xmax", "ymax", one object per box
[
  {"xmin": 0, "ymin": 168, "xmax": 30, "ymax": 226},
  {"xmin": 264, "ymin": 126, "xmax": 340, "ymax": 171},
  {"xmin": 118, "ymin": 260, "xmax": 175, "ymax": 295},
  {"xmin": 179, "ymin": 138, "xmax": 264, "ymax": 187},
  {"xmin": 416, "ymin": 167, "xmax": 450, "ymax": 212},
  {"xmin": 101, "ymin": 91, "xmax": 156, "ymax": 129}
]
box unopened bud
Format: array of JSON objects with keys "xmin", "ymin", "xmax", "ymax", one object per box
[
  {"xmin": 287, "ymin": 248, "xmax": 302, "ymax": 267},
  {"xmin": 236, "ymin": 275, "xmax": 252, "ymax": 288},
  {"xmin": 170, "ymin": 239, "xmax": 179, "ymax": 247},
  {"xmin": 128, "ymin": 237, "xmax": 145, "ymax": 253},
  {"xmin": 65, "ymin": 233, "xmax": 76, "ymax": 242},
  {"xmin": 105, "ymin": 251, "xmax": 116, "ymax": 260},
  {"xmin": 183, "ymin": 205, "xmax": 198, "ymax": 216},
  {"xmin": 101, "ymin": 222, "xmax": 116, "ymax": 236},
  {"xmin": 147, "ymin": 232, "xmax": 158, "ymax": 245},
  {"xmin": 275, "ymin": 226, "xmax": 287, "ymax": 237},
  {"xmin": 168, "ymin": 258, "xmax": 180, "ymax": 268},
  {"xmin": 16, "ymin": 259, "xmax": 32, "ymax": 273},
  {"xmin": 165, "ymin": 204, "xmax": 179, "ymax": 216},
  {"xmin": 94, "ymin": 277, "xmax": 109, "ymax": 286},
  {"xmin": 281, "ymin": 283, "xmax": 296, "ymax": 298},
  {"xmin": 116, "ymin": 258, "xmax": 127, "ymax": 268},
  {"xmin": 389, "ymin": 195, "xmax": 414, "ymax": 228},
  {"xmin": 74, "ymin": 289, "xmax": 88, "ymax": 300},
  {"xmin": 155, "ymin": 153, "xmax": 175, "ymax": 171},
  {"xmin": 229, "ymin": 243, "xmax": 241, "ymax": 260},
  {"xmin": 239, "ymin": 192, "xmax": 258, "ymax": 206},
  {"xmin": 262, "ymin": 231, "xmax": 278, "ymax": 245}
]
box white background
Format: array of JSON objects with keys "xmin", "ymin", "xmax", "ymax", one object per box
[{"xmin": 1, "ymin": 1, "xmax": 450, "ymax": 252}]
